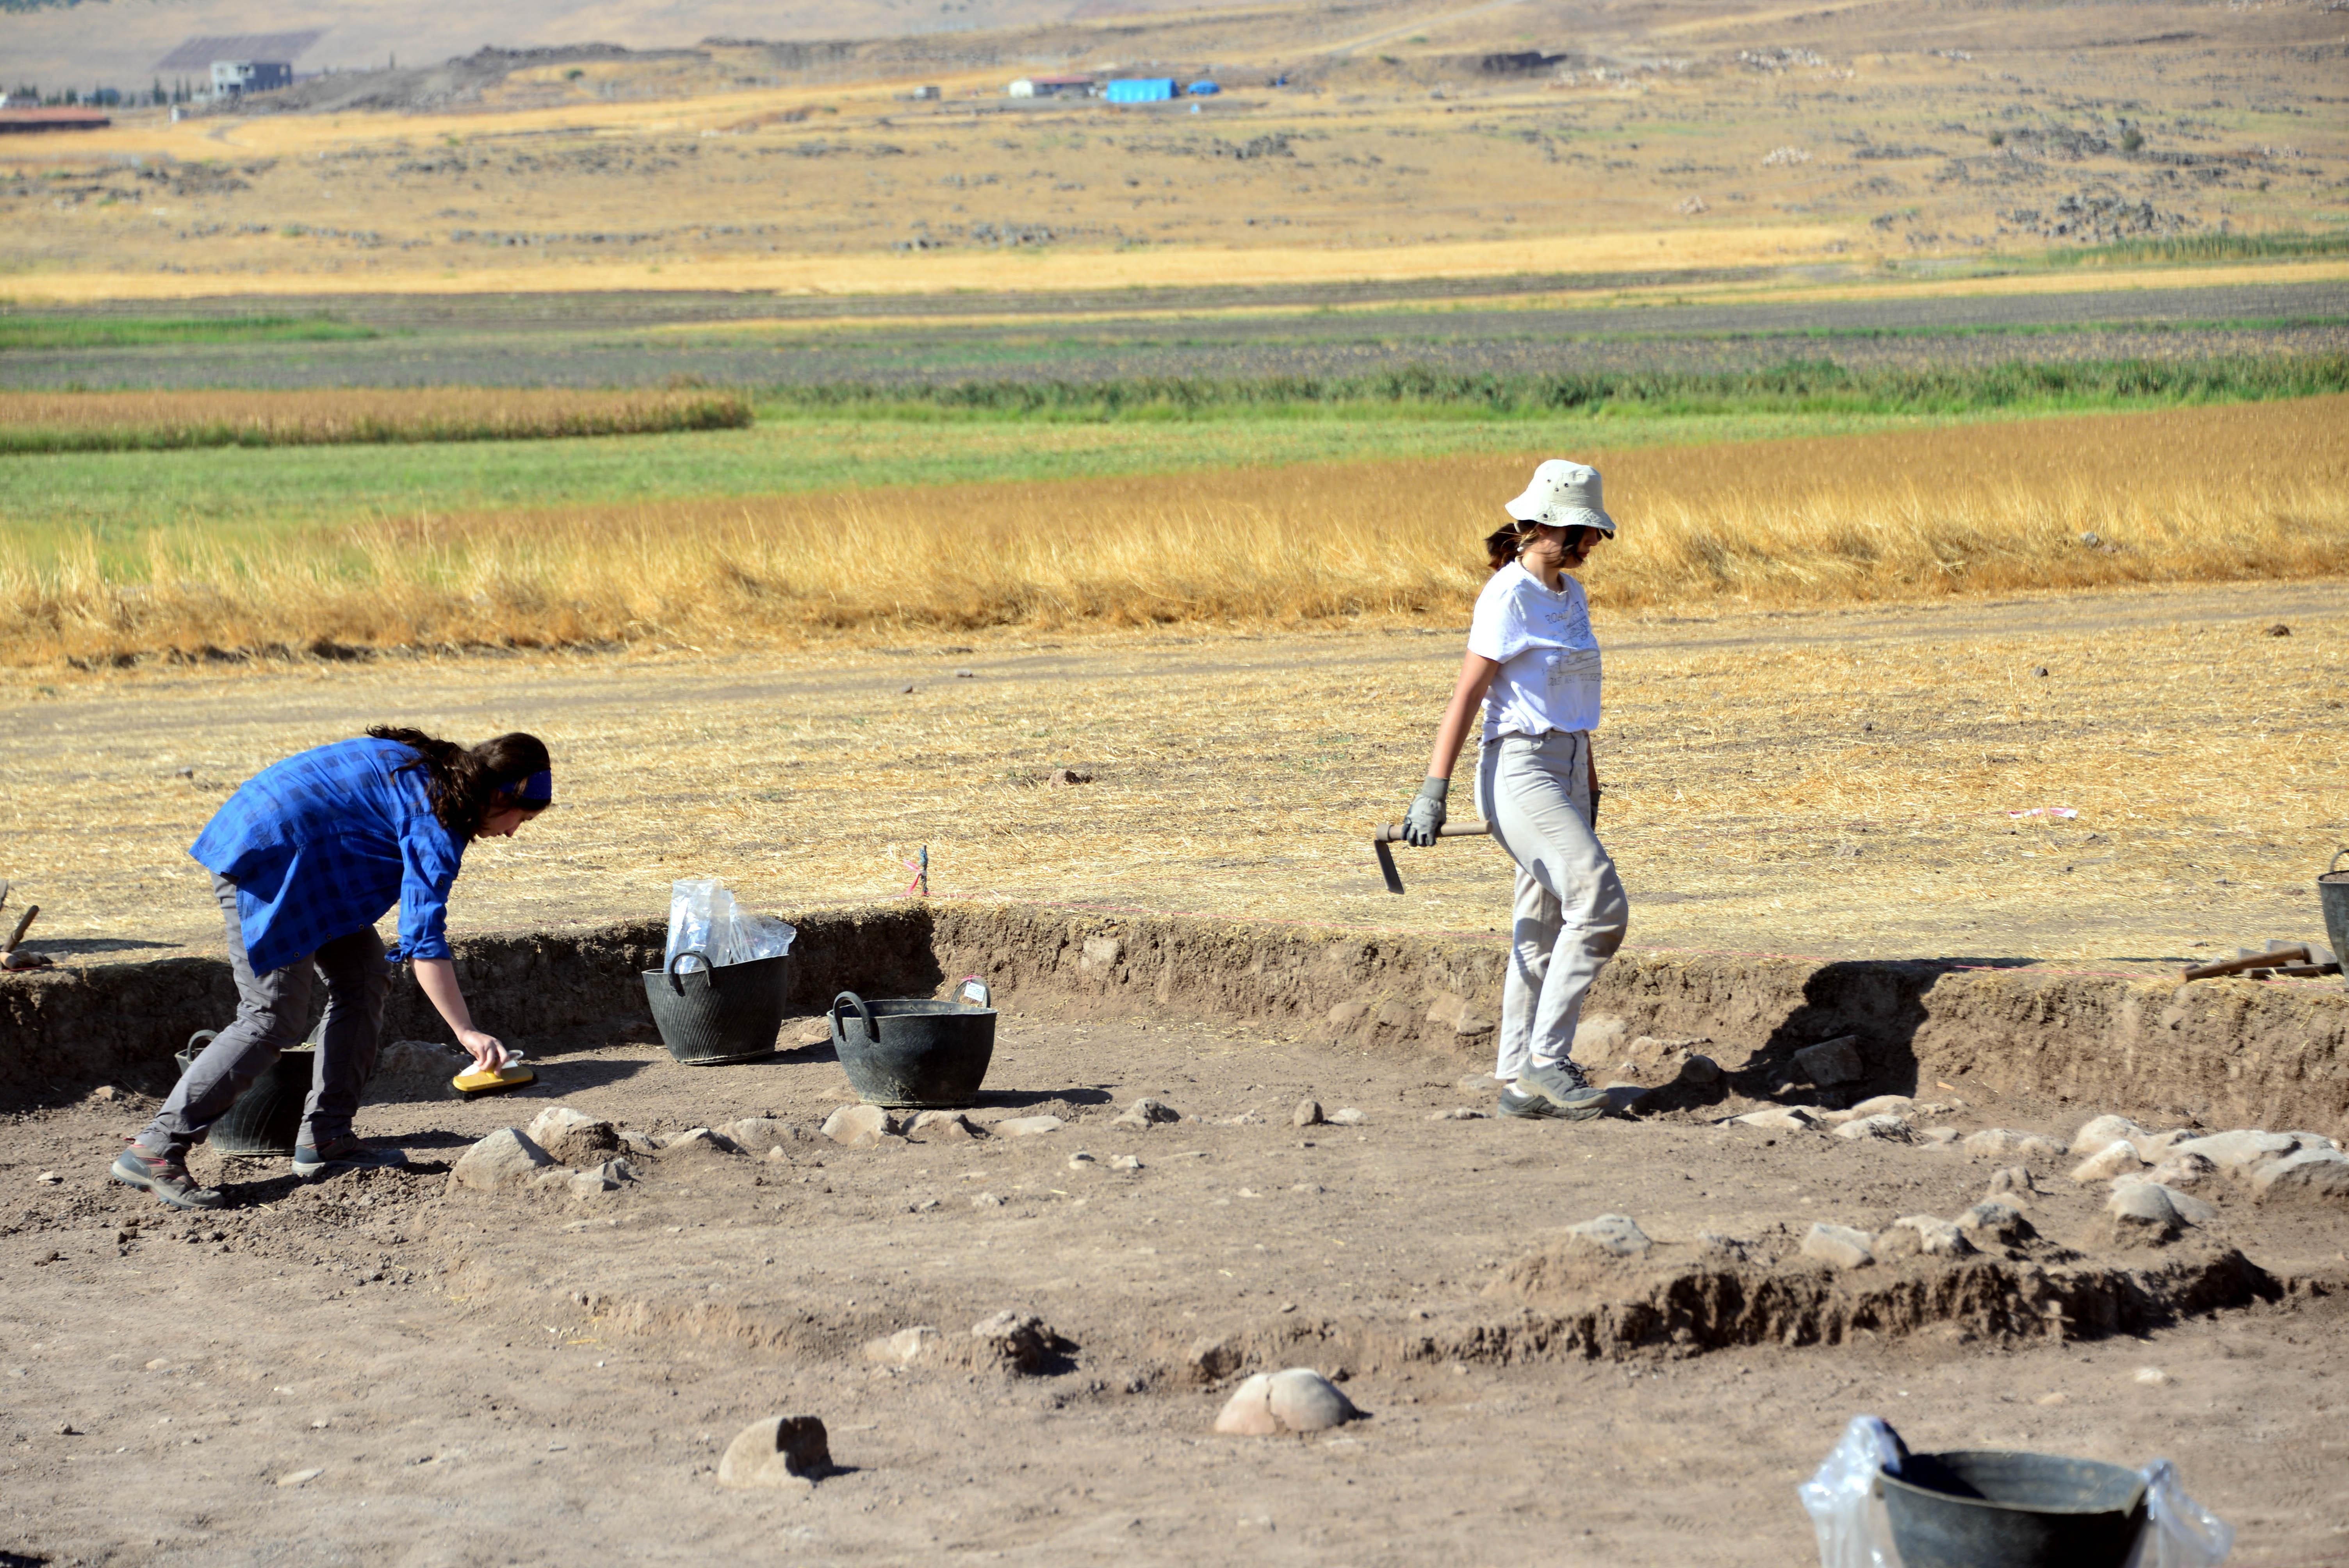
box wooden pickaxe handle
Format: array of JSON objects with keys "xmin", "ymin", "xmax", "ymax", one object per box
[
  {"xmin": 1372, "ymin": 821, "xmax": 1494, "ymax": 844},
  {"xmin": 2184, "ymin": 944, "xmax": 2309, "ymax": 981},
  {"xmin": 2, "ymin": 904, "xmax": 36, "ymax": 956}
]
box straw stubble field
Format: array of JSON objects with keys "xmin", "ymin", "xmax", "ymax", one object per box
[
  {"xmin": 9, "ymin": 396, "xmax": 2348, "ymax": 667},
  {"xmin": 4, "ymin": 578, "xmax": 2341, "ymax": 974}
]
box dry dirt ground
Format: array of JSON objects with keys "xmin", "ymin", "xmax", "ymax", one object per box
[
  {"xmin": 5, "ymin": 0, "xmax": 2344, "ymax": 301},
  {"xmin": 5, "ymin": 1013, "xmax": 2349, "ymax": 1567},
  {"xmin": 3, "ymin": 578, "xmax": 2343, "ymax": 975}
]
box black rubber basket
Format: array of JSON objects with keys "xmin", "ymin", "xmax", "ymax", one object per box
[
  {"xmin": 175, "ymin": 1030, "xmax": 311, "ymax": 1156},
  {"xmin": 642, "ymin": 949, "xmax": 789, "ymax": 1067},
  {"xmin": 831, "ymin": 981, "xmax": 996, "ymax": 1108},
  {"xmin": 1875, "ymin": 1449, "xmax": 2149, "ymax": 1568}
]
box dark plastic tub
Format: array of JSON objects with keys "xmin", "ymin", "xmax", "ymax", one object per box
[
  {"xmin": 2320, "ymin": 851, "xmax": 2349, "ymax": 988},
  {"xmin": 1876, "ymin": 1449, "xmax": 2148, "ymax": 1568},
  {"xmin": 175, "ymin": 1030, "xmax": 311, "ymax": 1156},
  {"xmin": 831, "ymin": 982, "xmax": 996, "ymax": 1108},
  {"xmin": 643, "ymin": 949, "xmax": 789, "ymax": 1066}
]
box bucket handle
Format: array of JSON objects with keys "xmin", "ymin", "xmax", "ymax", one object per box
[
  {"xmin": 665, "ymin": 949, "xmax": 713, "ymax": 992},
  {"xmin": 957, "ymin": 975, "xmax": 993, "ymax": 1009},
  {"xmin": 2332, "ymin": 846, "xmax": 2349, "ymax": 875},
  {"xmin": 832, "ymin": 989, "xmax": 877, "ymax": 1041}
]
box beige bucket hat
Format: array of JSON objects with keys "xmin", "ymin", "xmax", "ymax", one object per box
[{"xmin": 1504, "ymin": 459, "xmax": 1615, "ymax": 535}]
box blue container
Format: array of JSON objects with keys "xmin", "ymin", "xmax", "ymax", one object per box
[
  {"xmin": 1187, "ymin": 80, "xmax": 1220, "ymax": 95},
  {"xmin": 1105, "ymin": 78, "xmax": 1174, "ymax": 103}
]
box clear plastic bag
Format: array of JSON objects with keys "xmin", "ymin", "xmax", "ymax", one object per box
[
  {"xmin": 1798, "ymin": 1418, "xmax": 2232, "ymax": 1568},
  {"xmin": 666, "ymin": 879, "xmax": 795, "ymax": 972}
]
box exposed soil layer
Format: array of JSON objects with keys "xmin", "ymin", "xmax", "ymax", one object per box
[
  {"xmin": 5, "ymin": 1014, "xmax": 2347, "ymax": 1566},
  {"xmin": 8, "ymin": 903, "xmax": 2344, "ymax": 1139}
]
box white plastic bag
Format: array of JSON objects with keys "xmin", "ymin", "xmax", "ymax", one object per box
[
  {"xmin": 1798, "ymin": 1418, "xmax": 2234, "ymax": 1568},
  {"xmin": 1799, "ymin": 1415, "xmax": 1908, "ymax": 1568},
  {"xmin": 2125, "ymin": 1459, "xmax": 2234, "ymax": 1568},
  {"xmin": 665, "ymin": 879, "xmax": 795, "ymax": 972}
]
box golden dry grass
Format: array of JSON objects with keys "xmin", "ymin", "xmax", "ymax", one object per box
[
  {"xmin": 7, "ymin": 397, "xmax": 2345, "ymax": 665},
  {"xmin": 0, "ymin": 388, "xmax": 752, "ymax": 451}
]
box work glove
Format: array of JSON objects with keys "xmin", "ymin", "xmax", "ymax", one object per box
[{"xmin": 1403, "ymin": 777, "xmax": 1449, "ymax": 848}]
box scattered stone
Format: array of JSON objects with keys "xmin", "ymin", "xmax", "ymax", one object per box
[
  {"xmin": 906, "ymin": 1110, "xmax": 984, "ymax": 1142},
  {"xmin": 1835, "ymin": 1114, "xmax": 1912, "ymax": 1143},
  {"xmin": 450, "ymin": 1128, "xmax": 555, "ymax": 1192},
  {"xmin": 970, "ymin": 1192, "xmax": 1004, "ymax": 1208},
  {"xmin": 617, "ymin": 1128, "xmax": 661, "ymax": 1157},
  {"xmin": 863, "ymin": 1326, "xmax": 940, "ymax": 1367},
  {"xmin": 1793, "ymin": 1035, "xmax": 1865, "ymax": 1086},
  {"xmin": 2113, "ymin": 1178, "xmax": 2219, "ymax": 1226},
  {"xmin": 971, "ymin": 1310, "xmax": 1056, "ymax": 1373},
  {"xmin": 2145, "ymin": 1152, "xmax": 2217, "ymax": 1190},
  {"xmin": 1428, "ymin": 1107, "xmax": 1486, "ymax": 1121},
  {"xmin": 524, "ymin": 1107, "xmax": 620, "ymax": 1164},
  {"xmin": 1844, "ymin": 1094, "xmax": 1918, "ymax": 1119},
  {"xmin": 2129, "ymin": 1129, "xmax": 2194, "ymax": 1164},
  {"xmin": 35, "ymin": 1171, "xmax": 60, "ymax": 1185},
  {"xmin": 2071, "ymin": 1142, "xmax": 2148, "ymax": 1183},
  {"xmin": 1676, "ymin": 1052, "xmax": 1723, "ymax": 1086},
  {"xmin": 1731, "ymin": 1106, "xmax": 1823, "ymax": 1132},
  {"xmin": 1066, "ymin": 1152, "xmax": 1098, "ymax": 1171},
  {"xmin": 2070, "ymin": 1114, "xmax": 2146, "ymax": 1157},
  {"xmin": 2106, "ymin": 1181, "xmax": 2185, "ymax": 1245},
  {"xmin": 2171, "ymin": 1129, "xmax": 2299, "ymax": 1176},
  {"xmin": 1957, "ymin": 1200, "xmax": 2036, "ymax": 1249},
  {"xmin": 2248, "ymin": 1146, "xmax": 2349, "ymax": 1205},
  {"xmin": 1917, "ymin": 1127, "xmax": 1961, "ymax": 1147},
  {"xmin": 275, "ymin": 1466, "xmax": 324, "ymax": 1488},
  {"xmin": 1110, "ymin": 1099, "xmax": 1180, "ymax": 1130},
  {"xmin": 723, "ymin": 1117, "xmax": 816, "ymax": 1150},
  {"xmin": 1801, "ymin": 1222, "xmax": 1875, "ymax": 1269},
  {"xmin": 1110, "ymin": 1154, "xmax": 1142, "ymax": 1172},
  {"xmin": 716, "ymin": 1415, "xmax": 832, "ymax": 1489},
  {"xmin": 994, "ymin": 1115, "xmax": 1064, "ymax": 1138},
  {"xmin": 1214, "ymin": 1368, "xmax": 1359, "ymax": 1436},
  {"xmin": 1698, "ymin": 1233, "xmax": 1750, "ymax": 1261},
  {"xmin": 1564, "ymin": 1213, "xmax": 1651, "ymax": 1258},
  {"xmin": 2035, "ymin": 1391, "xmax": 2067, "ymax": 1406},
  {"xmin": 1889, "ymin": 1215, "xmax": 1975, "ymax": 1257},
  {"xmin": 1964, "ymin": 1129, "xmax": 2061, "ymax": 1162},
  {"xmin": 2134, "ymin": 1367, "xmax": 2173, "ymax": 1386},
  {"xmin": 822, "ymin": 1105, "xmax": 897, "ymax": 1147},
  {"xmin": 1292, "ymin": 1100, "xmax": 1324, "ymax": 1128},
  {"xmin": 1326, "ymin": 1108, "xmax": 1367, "ymax": 1126},
  {"xmin": 1987, "ymin": 1166, "xmax": 2039, "ymax": 1201},
  {"xmin": 660, "ymin": 1127, "xmax": 739, "ymax": 1155}
]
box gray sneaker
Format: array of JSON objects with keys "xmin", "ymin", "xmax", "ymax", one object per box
[
  {"xmin": 291, "ymin": 1139, "xmax": 409, "ymax": 1180},
  {"xmin": 1518, "ymin": 1062, "xmax": 1612, "ymax": 1121},
  {"xmin": 1497, "ymin": 1088, "xmax": 1571, "ymax": 1119},
  {"xmin": 110, "ymin": 1147, "xmax": 226, "ymax": 1210}
]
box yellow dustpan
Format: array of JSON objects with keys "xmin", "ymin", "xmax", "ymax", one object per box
[{"xmin": 453, "ymin": 1049, "xmax": 535, "ymax": 1097}]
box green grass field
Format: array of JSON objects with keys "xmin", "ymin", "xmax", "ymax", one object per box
[
  {"xmin": 0, "ymin": 314, "xmax": 378, "ymax": 352},
  {"xmin": 5, "ymin": 354, "xmax": 2345, "ymax": 569}
]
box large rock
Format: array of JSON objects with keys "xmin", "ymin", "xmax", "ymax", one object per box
[
  {"xmin": 1964, "ymin": 1129, "xmax": 2062, "ymax": 1162},
  {"xmin": 1957, "ymin": 1200, "xmax": 2036, "ymax": 1250},
  {"xmin": 524, "ymin": 1106, "xmax": 620, "ymax": 1165},
  {"xmin": 1563, "ymin": 1213, "xmax": 1651, "ymax": 1259},
  {"xmin": 722, "ymin": 1117, "xmax": 816, "ymax": 1151},
  {"xmin": 906, "ymin": 1110, "xmax": 984, "ymax": 1142},
  {"xmin": 2070, "ymin": 1114, "xmax": 2145, "ymax": 1157},
  {"xmin": 1800, "ymin": 1223, "xmax": 1875, "ymax": 1269},
  {"xmin": 2249, "ymin": 1146, "xmax": 2349, "ymax": 1205},
  {"xmin": 716, "ymin": 1416, "xmax": 833, "ymax": 1489},
  {"xmin": 1888, "ymin": 1215, "xmax": 1975, "ymax": 1257},
  {"xmin": 367, "ymin": 1039, "xmax": 461, "ymax": 1102},
  {"xmin": 2111, "ymin": 1178, "xmax": 2218, "ymax": 1226},
  {"xmin": 1793, "ymin": 1036, "xmax": 1866, "ymax": 1087},
  {"xmin": 822, "ymin": 1105, "xmax": 897, "ymax": 1147},
  {"xmin": 2105, "ymin": 1182, "xmax": 2184, "ymax": 1246},
  {"xmin": 1111, "ymin": 1098, "xmax": 1182, "ymax": 1130},
  {"xmin": 1731, "ymin": 1106, "xmax": 1823, "ymax": 1133},
  {"xmin": 2071, "ymin": 1142, "xmax": 2147, "ymax": 1184},
  {"xmin": 450, "ymin": 1128, "xmax": 555, "ymax": 1191},
  {"xmin": 970, "ymin": 1310, "xmax": 1057, "ymax": 1373},
  {"xmin": 1986, "ymin": 1166, "xmax": 2039, "ymax": 1201},
  {"xmin": 993, "ymin": 1115, "xmax": 1064, "ymax": 1138},
  {"xmin": 1214, "ymin": 1368, "xmax": 1358, "ymax": 1436},
  {"xmin": 863, "ymin": 1326, "xmax": 941, "ymax": 1367},
  {"xmin": 2172, "ymin": 1129, "xmax": 2300, "ymax": 1176},
  {"xmin": 2145, "ymin": 1152, "xmax": 2217, "ymax": 1191},
  {"xmin": 1834, "ymin": 1114, "xmax": 1912, "ymax": 1144},
  {"xmin": 568, "ymin": 1158, "xmax": 638, "ymax": 1197}
]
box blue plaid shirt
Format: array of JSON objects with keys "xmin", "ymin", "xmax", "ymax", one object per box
[{"xmin": 191, "ymin": 738, "xmax": 467, "ymax": 976}]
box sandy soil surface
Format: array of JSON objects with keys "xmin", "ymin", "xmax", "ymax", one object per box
[
  {"xmin": 5, "ymin": 1014, "xmax": 2346, "ymax": 1566},
  {"xmin": 4, "ymin": 578, "xmax": 2342, "ymax": 975}
]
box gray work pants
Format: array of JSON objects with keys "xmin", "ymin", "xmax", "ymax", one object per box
[
  {"xmin": 1475, "ymin": 730, "xmax": 1630, "ymax": 1082},
  {"xmin": 137, "ymin": 873, "xmax": 390, "ymax": 1160}
]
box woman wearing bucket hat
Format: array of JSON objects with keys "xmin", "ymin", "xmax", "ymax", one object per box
[
  {"xmin": 1404, "ymin": 460, "xmax": 1629, "ymax": 1121},
  {"xmin": 109, "ymin": 727, "xmax": 554, "ymax": 1210}
]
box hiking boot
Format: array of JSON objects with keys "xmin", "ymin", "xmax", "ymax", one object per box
[
  {"xmin": 1517, "ymin": 1062, "xmax": 1612, "ymax": 1121},
  {"xmin": 1497, "ymin": 1087, "xmax": 1572, "ymax": 1119},
  {"xmin": 291, "ymin": 1138, "xmax": 409, "ymax": 1180},
  {"xmin": 110, "ymin": 1146, "xmax": 225, "ymax": 1210}
]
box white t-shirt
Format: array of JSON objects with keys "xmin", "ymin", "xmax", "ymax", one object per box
[{"xmin": 1467, "ymin": 561, "xmax": 1602, "ymax": 740}]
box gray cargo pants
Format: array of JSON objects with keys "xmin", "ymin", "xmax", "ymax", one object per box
[
  {"xmin": 135, "ymin": 873, "xmax": 390, "ymax": 1160},
  {"xmin": 1475, "ymin": 729, "xmax": 1630, "ymax": 1083}
]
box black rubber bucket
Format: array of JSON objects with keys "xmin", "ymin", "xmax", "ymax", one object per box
[
  {"xmin": 642, "ymin": 949, "xmax": 789, "ymax": 1067},
  {"xmin": 831, "ymin": 982, "xmax": 996, "ymax": 1108},
  {"xmin": 174, "ymin": 1030, "xmax": 311, "ymax": 1157},
  {"xmin": 2319, "ymin": 850, "xmax": 2349, "ymax": 989},
  {"xmin": 1875, "ymin": 1450, "xmax": 2148, "ymax": 1568}
]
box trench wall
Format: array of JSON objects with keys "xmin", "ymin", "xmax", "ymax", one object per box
[{"xmin": 5, "ymin": 902, "xmax": 2344, "ymax": 1136}]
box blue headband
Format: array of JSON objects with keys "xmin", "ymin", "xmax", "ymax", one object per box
[{"xmin": 501, "ymin": 769, "xmax": 553, "ymax": 809}]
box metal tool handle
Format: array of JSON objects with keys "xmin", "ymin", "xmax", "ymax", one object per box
[
  {"xmin": 1372, "ymin": 820, "xmax": 1494, "ymax": 845},
  {"xmin": 2184, "ymin": 945, "xmax": 2310, "ymax": 981},
  {"xmin": 832, "ymin": 989, "xmax": 877, "ymax": 1041},
  {"xmin": 665, "ymin": 948, "xmax": 712, "ymax": 991}
]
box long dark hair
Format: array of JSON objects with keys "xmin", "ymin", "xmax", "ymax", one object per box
[
  {"xmin": 1485, "ymin": 520, "xmax": 1535, "ymax": 572},
  {"xmin": 367, "ymin": 726, "xmax": 550, "ymax": 841}
]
